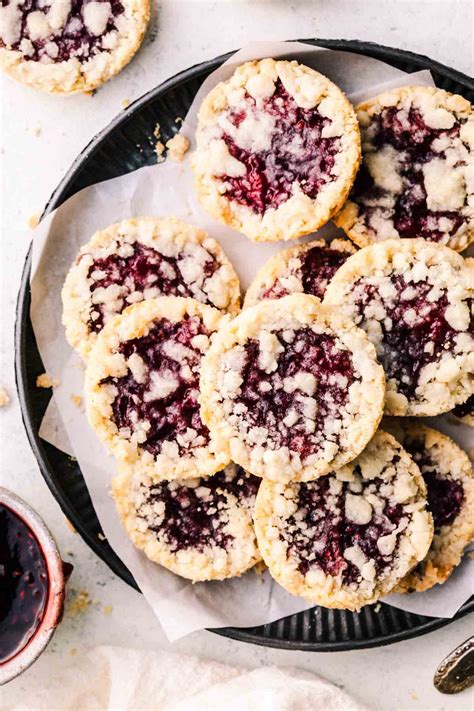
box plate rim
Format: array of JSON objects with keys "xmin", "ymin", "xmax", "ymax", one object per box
[{"xmin": 14, "ymin": 38, "xmax": 474, "ymax": 652}]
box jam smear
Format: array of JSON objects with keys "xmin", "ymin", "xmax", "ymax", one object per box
[
  {"xmin": 0, "ymin": 505, "xmax": 49, "ymax": 663},
  {"xmin": 237, "ymin": 328, "xmax": 354, "ymax": 460},
  {"xmin": 142, "ymin": 468, "xmax": 260, "ymax": 552},
  {"xmin": 87, "ymin": 242, "xmax": 218, "ymax": 332},
  {"xmin": 353, "ymin": 275, "xmax": 467, "ymax": 398},
  {"xmin": 285, "ymin": 470, "xmax": 405, "ymax": 584},
  {"xmin": 3, "ymin": 0, "xmax": 125, "ymax": 64},
  {"xmin": 222, "ymin": 80, "xmax": 341, "ymax": 214},
  {"xmin": 353, "ymin": 106, "xmax": 467, "ymax": 242},
  {"xmin": 402, "ymin": 440, "xmax": 465, "ymax": 530},
  {"xmin": 104, "ymin": 316, "xmax": 210, "ymax": 457},
  {"xmin": 262, "ymin": 244, "xmax": 352, "ymax": 302}
]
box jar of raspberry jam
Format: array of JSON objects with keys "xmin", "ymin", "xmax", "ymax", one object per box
[{"xmin": 0, "ymin": 488, "xmax": 71, "ymax": 685}]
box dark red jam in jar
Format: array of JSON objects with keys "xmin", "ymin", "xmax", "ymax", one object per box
[{"xmin": 0, "ymin": 505, "xmax": 49, "ymax": 663}]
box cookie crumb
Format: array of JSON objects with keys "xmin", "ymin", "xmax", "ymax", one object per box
[
  {"xmin": 103, "ymin": 604, "xmax": 113, "ymax": 615},
  {"xmin": 36, "ymin": 373, "xmax": 59, "ymax": 389},
  {"xmin": 71, "ymin": 394, "xmax": 82, "ymax": 408},
  {"xmin": 166, "ymin": 133, "xmax": 190, "ymax": 162},
  {"xmin": 69, "ymin": 647, "xmax": 77, "ymax": 656},
  {"xmin": 153, "ymin": 122, "xmax": 161, "ymax": 139},
  {"xmin": 27, "ymin": 213, "xmax": 40, "ymax": 229},
  {"xmin": 31, "ymin": 124, "xmax": 42, "ymax": 137},
  {"xmin": 98, "ymin": 532, "xmax": 106, "ymax": 541},
  {"xmin": 175, "ymin": 116, "xmax": 183, "ymax": 124},
  {"xmin": 121, "ymin": 98, "xmax": 130, "ymax": 108},
  {"xmin": 65, "ymin": 517, "xmax": 76, "ymax": 534},
  {"xmin": 155, "ymin": 141, "xmax": 165, "ymax": 162},
  {"xmin": 410, "ymin": 692, "xmax": 419, "ymax": 701},
  {"xmin": 67, "ymin": 589, "xmax": 91, "ymax": 617},
  {"xmin": 374, "ymin": 603, "xmax": 381, "ymax": 613},
  {"xmin": 0, "ymin": 388, "xmax": 10, "ymax": 407}
]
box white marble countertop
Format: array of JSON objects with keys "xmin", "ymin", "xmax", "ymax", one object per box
[{"xmin": 1, "ymin": 1, "xmax": 473, "ymax": 708}]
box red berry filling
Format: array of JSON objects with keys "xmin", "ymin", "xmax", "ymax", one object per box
[
  {"xmin": 221, "ymin": 80, "xmax": 341, "ymax": 214},
  {"xmin": 140, "ymin": 468, "xmax": 260, "ymax": 552},
  {"xmin": 86, "ymin": 242, "xmax": 219, "ymax": 333},
  {"xmin": 401, "ymin": 440, "xmax": 464, "ymax": 530},
  {"xmin": 0, "ymin": 505, "xmax": 49, "ymax": 663},
  {"xmin": 284, "ymin": 468, "xmax": 405, "ymax": 585},
  {"xmin": 237, "ymin": 329, "xmax": 355, "ymax": 460},
  {"xmin": 2, "ymin": 0, "xmax": 125, "ymax": 64},
  {"xmin": 452, "ymin": 394, "xmax": 473, "ymax": 419},
  {"xmin": 352, "ymin": 275, "xmax": 471, "ymax": 399},
  {"xmin": 353, "ymin": 106, "xmax": 467, "ymax": 242},
  {"xmin": 103, "ymin": 317, "xmax": 210, "ymax": 457}
]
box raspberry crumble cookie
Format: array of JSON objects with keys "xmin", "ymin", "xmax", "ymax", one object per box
[
  {"xmin": 192, "ymin": 58, "xmax": 361, "ymax": 242},
  {"xmin": 385, "ymin": 420, "xmax": 474, "ymax": 593},
  {"xmin": 254, "ymin": 430, "xmax": 433, "ymax": 610},
  {"xmin": 0, "ymin": 0, "xmax": 149, "ymax": 94},
  {"xmin": 324, "ymin": 239, "xmax": 474, "ymax": 416},
  {"xmin": 113, "ymin": 463, "xmax": 261, "ymax": 581},
  {"xmin": 199, "ymin": 293, "xmax": 385, "ymax": 483},
  {"xmin": 62, "ymin": 217, "xmax": 240, "ymax": 360},
  {"xmin": 85, "ymin": 297, "xmax": 231, "ymax": 481},
  {"xmin": 243, "ymin": 236, "xmax": 356, "ymax": 308},
  {"xmin": 335, "ymin": 87, "xmax": 474, "ymax": 252}
]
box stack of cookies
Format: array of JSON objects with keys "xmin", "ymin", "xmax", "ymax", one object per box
[{"xmin": 62, "ymin": 58, "xmax": 474, "ymax": 611}]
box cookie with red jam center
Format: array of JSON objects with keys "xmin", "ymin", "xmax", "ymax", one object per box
[
  {"xmin": 62, "ymin": 217, "xmax": 240, "ymax": 360},
  {"xmin": 0, "ymin": 0, "xmax": 149, "ymax": 94},
  {"xmin": 192, "ymin": 58, "xmax": 361, "ymax": 242},
  {"xmin": 335, "ymin": 87, "xmax": 474, "ymax": 252},
  {"xmin": 199, "ymin": 293, "xmax": 385, "ymax": 483},
  {"xmin": 324, "ymin": 239, "xmax": 474, "ymax": 416},
  {"xmin": 85, "ymin": 297, "xmax": 231, "ymax": 481},
  {"xmin": 384, "ymin": 421, "xmax": 474, "ymax": 593},
  {"xmin": 254, "ymin": 430, "xmax": 433, "ymax": 610},
  {"xmin": 243, "ymin": 236, "xmax": 356, "ymax": 308},
  {"xmin": 113, "ymin": 463, "xmax": 262, "ymax": 581}
]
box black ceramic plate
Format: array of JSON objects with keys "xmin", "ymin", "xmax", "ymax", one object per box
[{"xmin": 15, "ymin": 39, "xmax": 473, "ymax": 651}]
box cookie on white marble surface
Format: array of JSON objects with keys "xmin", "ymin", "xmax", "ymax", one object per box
[
  {"xmin": 85, "ymin": 296, "xmax": 231, "ymax": 481},
  {"xmin": 334, "ymin": 86, "xmax": 474, "ymax": 252},
  {"xmin": 192, "ymin": 58, "xmax": 361, "ymax": 242},
  {"xmin": 254, "ymin": 430, "xmax": 433, "ymax": 611},
  {"xmin": 113, "ymin": 462, "xmax": 261, "ymax": 581},
  {"xmin": 62, "ymin": 217, "xmax": 240, "ymax": 360},
  {"xmin": 199, "ymin": 293, "xmax": 385, "ymax": 483},
  {"xmin": 324, "ymin": 239, "xmax": 474, "ymax": 417},
  {"xmin": 0, "ymin": 0, "xmax": 149, "ymax": 94},
  {"xmin": 243, "ymin": 236, "xmax": 356, "ymax": 308},
  {"xmin": 384, "ymin": 420, "xmax": 474, "ymax": 593}
]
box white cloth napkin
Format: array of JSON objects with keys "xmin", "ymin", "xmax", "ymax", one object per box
[{"xmin": 3, "ymin": 646, "xmax": 367, "ymax": 710}]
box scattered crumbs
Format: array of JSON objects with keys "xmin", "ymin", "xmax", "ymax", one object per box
[
  {"xmin": 36, "ymin": 372, "xmax": 59, "ymax": 389},
  {"xmin": 69, "ymin": 647, "xmax": 77, "ymax": 657},
  {"xmin": 68, "ymin": 455, "xmax": 77, "ymax": 463},
  {"xmin": 64, "ymin": 517, "xmax": 76, "ymax": 534},
  {"xmin": 121, "ymin": 98, "xmax": 130, "ymax": 108},
  {"xmin": 103, "ymin": 604, "xmax": 113, "ymax": 616},
  {"xmin": 27, "ymin": 213, "xmax": 40, "ymax": 229},
  {"xmin": 166, "ymin": 133, "xmax": 190, "ymax": 162},
  {"xmin": 374, "ymin": 603, "xmax": 381, "ymax": 613},
  {"xmin": 98, "ymin": 532, "xmax": 107, "ymax": 541},
  {"xmin": 254, "ymin": 561, "xmax": 267, "ymax": 576},
  {"xmin": 0, "ymin": 387, "xmax": 10, "ymax": 408},
  {"xmin": 410, "ymin": 692, "xmax": 419, "ymax": 701},
  {"xmin": 175, "ymin": 116, "xmax": 183, "ymax": 124},
  {"xmin": 71, "ymin": 394, "xmax": 82, "ymax": 408},
  {"xmin": 468, "ymin": 551, "xmax": 474, "ymax": 560},
  {"xmin": 153, "ymin": 122, "xmax": 161, "ymax": 138},
  {"xmin": 155, "ymin": 140, "xmax": 165, "ymax": 162},
  {"xmin": 67, "ymin": 589, "xmax": 92, "ymax": 617}
]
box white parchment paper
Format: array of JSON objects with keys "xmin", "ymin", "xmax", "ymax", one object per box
[{"xmin": 30, "ymin": 41, "xmax": 473, "ymax": 640}]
